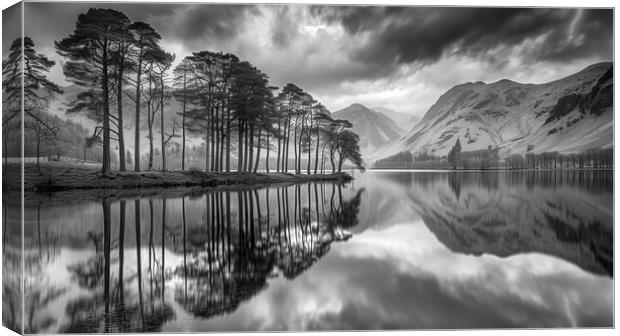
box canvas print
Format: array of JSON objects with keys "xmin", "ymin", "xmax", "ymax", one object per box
[{"xmin": 1, "ymin": 1, "xmax": 614, "ymax": 333}]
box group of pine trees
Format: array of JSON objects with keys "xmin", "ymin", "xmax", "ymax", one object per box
[{"xmin": 2, "ymin": 8, "xmax": 364, "ymax": 176}]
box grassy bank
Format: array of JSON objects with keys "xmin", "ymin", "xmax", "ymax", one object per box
[{"xmin": 2, "ymin": 163, "xmax": 353, "ymax": 192}]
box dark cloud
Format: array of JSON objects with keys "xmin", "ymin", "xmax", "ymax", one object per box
[
  {"xmin": 21, "ymin": 2, "xmax": 254, "ymax": 49},
  {"xmin": 537, "ymin": 8, "xmax": 614, "ymax": 62},
  {"xmin": 9, "ymin": 3, "xmax": 614, "ymax": 115},
  {"xmin": 2, "ymin": 2, "xmax": 21, "ymax": 57},
  {"xmin": 166, "ymin": 4, "xmax": 257, "ymax": 43},
  {"xmin": 312, "ymin": 7, "xmax": 613, "ymax": 68},
  {"xmin": 271, "ymin": 6, "xmax": 298, "ymax": 49}
]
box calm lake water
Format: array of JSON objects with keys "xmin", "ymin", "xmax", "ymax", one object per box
[{"xmin": 2, "ymin": 170, "xmax": 613, "ymax": 332}]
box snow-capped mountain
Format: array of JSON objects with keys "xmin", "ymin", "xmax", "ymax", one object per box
[
  {"xmin": 373, "ymin": 62, "xmax": 613, "ymax": 161},
  {"xmin": 371, "ymin": 106, "xmax": 421, "ymax": 131},
  {"xmin": 332, "ymin": 103, "xmax": 405, "ymax": 155}
]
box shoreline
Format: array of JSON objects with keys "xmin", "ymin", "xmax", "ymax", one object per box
[
  {"xmin": 367, "ymin": 167, "xmax": 613, "ymax": 172},
  {"xmin": 2, "ymin": 164, "xmax": 353, "ymax": 193}
]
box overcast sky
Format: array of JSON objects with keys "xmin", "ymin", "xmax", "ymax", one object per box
[{"xmin": 3, "ymin": 3, "xmax": 613, "ymax": 117}]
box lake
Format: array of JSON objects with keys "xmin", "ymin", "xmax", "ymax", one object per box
[{"xmin": 2, "ymin": 170, "xmax": 613, "ymax": 332}]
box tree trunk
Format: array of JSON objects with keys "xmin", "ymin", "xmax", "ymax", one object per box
[
  {"xmin": 159, "ymin": 75, "xmax": 166, "ymax": 171},
  {"xmin": 101, "ymin": 38, "xmax": 111, "ymax": 176},
  {"xmin": 285, "ymin": 118, "xmax": 291, "ymax": 172},
  {"xmin": 307, "ymin": 122, "xmax": 312, "ymax": 174},
  {"xmin": 209, "ymin": 92, "xmax": 215, "ymax": 171},
  {"xmin": 297, "ymin": 122, "xmax": 304, "ymax": 174},
  {"xmin": 116, "ymin": 54, "xmax": 126, "ymax": 172},
  {"xmin": 293, "ymin": 117, "xmax": 298, "ymax": 173},
  {"xmin": 219, "ymin": 102, "xmax": 226, "ymax": 171},
  {"xmin": 248, "ymin": 124, "xmax": 254, "ymax": 172},
  {"xmin": 237, "ymin": 122, "xmax": 243, "ymax": 172},
  {"xmin": 265, "ymin": 132, "xmax": 270, "ymax": 173},
  {"xmin": 276, "ymin": 119, "xmax": 281, "ymax": 172},
  {"xmin": 205, "ymin": 135, "xmax": 210, "ymax": 172},
  {"xmin": 147, "ymin": 77, "xmax": 154, "ymax": 171},
  {"xmin": 134, "ymin": 48, "xmax": 143, "ymax": 172},
  {"xmin": 314, "ymin": 132, "xmax": 320, "ymax": 174},
  {"xmin": 253, "ymin": 128, "xmax": 261, "ymax": 173},
  {"xmin": 225, "ymin": 102, "xmax": 231, "ymax": 172},
  {"xmin": 181, "ymin": 70, "xmax": 187, "ymax": 170}
]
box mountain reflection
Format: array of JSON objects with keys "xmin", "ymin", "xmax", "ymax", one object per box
[
  {"xmin": 402, "ymin": 171, "xmax": 613, "ymax": 276},
  {"xmin": 7, "ymin": 181, "xmax": 363, "ymax": 333},
  {"xmin": 3, "ymin": 171, "xmax": 613, "ymax": 331}
]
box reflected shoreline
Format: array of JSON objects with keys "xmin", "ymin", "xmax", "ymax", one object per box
[
  {"xmin": 4, "ymin": 180, "xmax": 365, "ymax": 333},
  {"xmin": 3, "ymin": 170, "xmax": 613, "ymax": 332}
]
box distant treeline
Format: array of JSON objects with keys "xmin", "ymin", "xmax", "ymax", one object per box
[
  {"xmin": 374, "ymin": 147, "xmax": 613, "ymax": 170},
  {"xmin": 2, "ymin": 8, "xmax": 364, "ymax": 175}
]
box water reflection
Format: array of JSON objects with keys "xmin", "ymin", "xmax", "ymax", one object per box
[
  {"xmin": 8, "ymin": 182, "xmax": 362, "ymax": 333},
  {"xmin": 3, "ymin": 197, "xmax": 22, "ymax": 333},
  {"xmin": 3, "ymin": 170, "xmax": 613, "ymax": 332},
  {"xmin": 401, "ymin": 171, "xmax": 613, "ymax": 276}
]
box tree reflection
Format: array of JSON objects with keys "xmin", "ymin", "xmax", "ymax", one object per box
[
  {"xmin": 59, "ymin": 198, "xmax": 174, "ymax": 333},
  {"xmin": 3, "ymin": 200, "xmax": 23, "ymax": 333},
  {"xmin": 173, "ymin": 182, "xmax": 363, "ymax": 318},
  {"xmin": 22, "ymin": 204, "xmax": 65, "ymax": 334},
  {"xmin": 16, "ymin": 181, "xmax": 361, "ymax": 332}
]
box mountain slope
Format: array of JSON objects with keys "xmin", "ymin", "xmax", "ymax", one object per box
[
  {"xmin": 374, "ymin": 62, "xmax": 613, "ymax": 161},
  {"xmin": 332, "ymin": 103, "xmax": 405, "ymax": 155},
  {"xmin": 371, "ymin": 106, "xmax": 421, "ymax": 131}
]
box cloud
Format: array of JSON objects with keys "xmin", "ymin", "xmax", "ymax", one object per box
[
  {"xmin": 311, "ymin": 7, "xmax": 613, "ymax": 68},
  {"xmin": 16, "ymin": 3, "xmax": 614, "ymax": 119},
  {"xmin": 192, "ymin": 222, "xmax": 612, "ymax": 330},
  {"xmin": 2, "ymin": 2, "xmax": 21, "ymax": 57},
  {"xmin": 156, "ymin": 4, "xmax": 257, "ymax": 44},
  {"xmin": 270, "ymin": 6, "xmax": 299, "ymax": 48}
]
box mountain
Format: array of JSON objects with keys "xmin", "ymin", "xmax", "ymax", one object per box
[
  {"xmin": 371, "ymin": 106, "xmax": 421, "ymax": 131},
  {"xmin": 332, "ymin": 103, "xmax": 406, "ymax": 155},
  {"xmin": 407, "ymin": 114, "xmax": 421, "ymax": 130},
  {"xmin": 374, "ymin": 62, "xmax": 613, "ymax": 161}
]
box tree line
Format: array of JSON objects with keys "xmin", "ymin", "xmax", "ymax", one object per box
[
  {"xmin": 374, "ymin": 138, "xmax": 613, "ymax": 170},
  {"xmin": 2, "ymin": 8, "xmax": 364, "ymax": 176}
]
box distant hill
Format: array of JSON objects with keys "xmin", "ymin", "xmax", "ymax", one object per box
[
  {"xmin": 374, "ymin": 62, "xmax": 613, "ymax": 162},
  {"xmin": 371, "ymin": 106, "xmax": 421, "ymax": 131},
  {"xmin": 332, "ymin": 103, "xmax": 405, "ymax": 156}
]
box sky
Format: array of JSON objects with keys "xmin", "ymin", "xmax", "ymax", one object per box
[{"xmin": 3, "ymin": 2, "xmax": 614, "ymax": 118}]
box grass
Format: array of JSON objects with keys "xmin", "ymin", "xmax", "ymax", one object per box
[{"xmin": 2, "ymin": 163, "xmax": 353, "ymax": 192}]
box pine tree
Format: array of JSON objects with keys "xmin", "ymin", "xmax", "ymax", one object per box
[
  {"xmin": 448, "ymin": 137, "xmax": 462, "ymax": 169},
  {"xmin": 56, "ymin": 8, "xmax": 131, "ymax": 175},
  {"xmin": 128, "ymin": 21, "xmax": 162, "ymax": 172},
  {"xmin": 172, "ymin": 58, "xmax": 193, "ymax": 170},
  {"xmin": 3, "ymin": 37, "xmax": 63, "ymax": 160}
]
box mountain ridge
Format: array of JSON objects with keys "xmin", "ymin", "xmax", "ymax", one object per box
[
  {"xmin": 332, "ymin": 103, "xmax": 405, "ymax": 156},
  {"xmin": 372, "ymin": 62, "xmax": 613, "ymax": 162}
]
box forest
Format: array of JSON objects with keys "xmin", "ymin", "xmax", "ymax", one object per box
[{"xmin": 2, "ymin": 8, "xmax": 364, "ymax": 177}]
